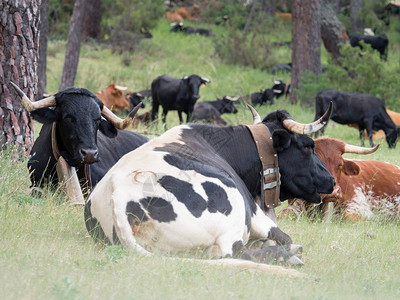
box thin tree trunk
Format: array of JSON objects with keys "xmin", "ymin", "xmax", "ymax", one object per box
[
  {"xmin": 320, "ymin": 0, "xmax": 348, "ymax": 61},
  {"xmin": 83, "ymin": 0, "xmax": 101, "ymax": 40},
  {"xmin": 242, "ymin": 0, "xmax": 260, "ymax": 38},
  {"xmin": 350, "ymin": 0, "xmax": 364, "ymax": 35},
  {"xmin": 59, "ymin": 0, "xmax": 85, "ymax": 90},
  {"xmin": 290, "ymin": 0, "xmax": 321, "ymax": 105},
  {"xmin": 0, "ymin": 0, "xmax": 39, "ymax": 153},
  {"xmin": 38, "ymin": 0, "xmax": 49, "ymax": 99}
]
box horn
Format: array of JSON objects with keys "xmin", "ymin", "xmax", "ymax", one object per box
[
  {"xmin": 201, "ymin": 77, "xmax": 210, "ymax": 83},
  {"xmin": 344, "ymin": 143, "xmax": 380, "ymax": 155},
  {"xmin": 225, "ymin": 96, "xmax": 239, "ymax": 101},
  {"xmin": 283, "ymin": 102, "xmax": 333, "ymax": 134},
  {"xmin": 247, "ymin": 104, "xmax": 261, "ymax": 124},
  {"xmin": 101, "ymin": 102, "xmax": 142, "ymax": 129},
  {"xmin": 114, "ymin": 85, "xmax": 128, "ymax": 91},
  {"xmin": 274, "ymin": 80, "xmax": 281, "ymax": 85},
  {"xmin": 10, "ymin": 81, "xmax": 56, "ymax": 112}
]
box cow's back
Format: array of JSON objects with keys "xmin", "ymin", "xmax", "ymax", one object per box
[{"xmin": 151, "ymin": 75, "xmax": 181, "ymax": 109}]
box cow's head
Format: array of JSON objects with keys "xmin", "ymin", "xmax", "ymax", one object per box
[
  {"xmin": 177, "ymin": 74, "xmax": 210, "ymax": 112},
  {"xmin": 170, "ymin": 22, "xmax": 184, "ymax": 32},
  {"xmin": 220, "ymin": 96, "xmax": 239, "ymax": 114},
  {"xmin": 313, "ymin": 138, "xmax": 379, "ymax": 203},
  {"xmin": 105, "ymin": 84, "xmax": 130, "ymax": 112},
  {"xmin": 11, "ymin": 82, "xmax": 140, "ymax": 168},
  {"xmin": 126, "ymin": 92, "xmax": 145, "ymax": 110},
  {"xmin": 249, "ymin": 103, "xmax": 336, "ymax": 203},
  {"xmin": 385, "ymin": 127, "xmax": 398, "ymax": 148}
]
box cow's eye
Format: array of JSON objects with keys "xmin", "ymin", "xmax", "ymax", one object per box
[{"xmin": 64, "ymin": 115, "xmax": 75, "ymax": 122}]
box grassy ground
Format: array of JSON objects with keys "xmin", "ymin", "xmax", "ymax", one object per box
[{"xmin": 2, "ymin": 19, "xmax": 400, "ymax": 299}]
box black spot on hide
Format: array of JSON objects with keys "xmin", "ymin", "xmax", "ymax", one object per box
[
  {"xmin": 202, "ymin": 181, "xmax": 232, "ymax": 215},
  {"xmin": 163, "ymin": 153, "xmax": 236, "ymax": 188},
  {"xmin": 84, "ymin": 199, "xmax": 111, "ymax": 245},
  {"xmin": 158, "ymin": 175, "xmax": 207, "ymax": 218},
  {"xmin": 139, "ymin": 197, "xmax": 177, "ymax": 223},
  {"xmin": 126, "ymin": 201, "xmax": 149, "ymax": 226}
]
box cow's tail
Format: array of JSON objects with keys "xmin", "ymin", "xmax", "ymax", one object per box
[{"xmin": 110, "ymin": 185, "xmax": 150, "ymax": 256}]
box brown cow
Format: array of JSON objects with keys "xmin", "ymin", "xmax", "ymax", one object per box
[
  {"xmin": 279, "ymin": 138, "xmax": 400, "ymax": 222},
  {"xmin": 165, "ymin": 6, "xmax": 200, "ymax": 23},
  {"xmin": 96, "ymin": 84, "xmax": 130, "ymax": 112},
  {"xmin": 349, "ymin": 109, "xmax": 400, "ymax": 140}
]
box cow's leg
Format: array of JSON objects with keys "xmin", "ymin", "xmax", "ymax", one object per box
[
  {"xmin": 186, "ymin": 112, "xmax": 192, "ymax": 123},
  {"xmin": 151, "ymin": 101, "xmax": 159, "ymax": 121},
  {"xmin": 162, "ymin": 108, "xmax": 168, "ymax": 124},
  {"xmin": 177, "ymin": 110, "xmax": 184, "ymax": 124},
  {"xmin": 359, "ymin": 128, "xmax": 366, "ymax": 147},
  {"xmin": 364, "ymin": 119, "xmax": 375, "ymax": 147}
]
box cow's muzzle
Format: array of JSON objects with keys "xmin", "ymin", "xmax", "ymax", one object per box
[
  {"xmin": 192, "ymin": 95, "xmax": 200, "ymax": 101},
  {"xmin": 322, "ymin": 185, "xmax": 342, "ymax": 203},
  {"xmin": 80, "ymin": 148, "xmax": 99, "ymax": 164}
]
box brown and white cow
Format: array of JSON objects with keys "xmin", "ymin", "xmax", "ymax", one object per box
[
  {"xmin": 280, "ymin": 138, "xmax": 400, "ymax": 222},
  {"xmin": 96, "ymin": 84, "xmax": 130, "ymax": 112}
]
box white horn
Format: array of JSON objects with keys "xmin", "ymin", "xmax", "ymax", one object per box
[{"xmin": 11, "ymin": 81, "xmax": 56, "ymax": 112}]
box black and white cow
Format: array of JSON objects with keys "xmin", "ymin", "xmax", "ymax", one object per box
[
  {"xmin": 10, "ymin": 82, "xmax": 148, "ymax": 198},
  {"xmin": 151, "ymin": 74, "xmax": 210, "ymax": 124},
  {"xmin": 85, "ymin": 104, "xmax": 335, "ymax": 267}
]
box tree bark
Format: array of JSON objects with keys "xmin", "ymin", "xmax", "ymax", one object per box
[
  {"xmin": 83, "ymin": 0, "xmax": 101, "ymax": 41},
  {"xmin": 320, "ymin": 0, "xmax": 348, "ymax": 61},
  {"xmin": 350, "ymin": 0, "xmax": 364, "ymax": 35},
  {"xmin": 0, "ymin": 0, "xmax": 40, "ymax": 153},
  {"xmin": 261, "ymin": 0, "xmax": 276, "ymax": 16},
  {"xmin": 37, "ymin": 0, "xmax": 49, "ymax": 99},
  {"xmin": 242, "ymin": 0, "xmax": 260, "ymax": 38},
  {"xmin": 59, "ymin": 0, "xmax": 85, "ymax": 90},
  {"xmin": 290, "ymin": 0, "xmax": 321, "ymax": 104}
]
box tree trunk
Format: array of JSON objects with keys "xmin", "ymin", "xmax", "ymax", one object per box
[
  {"xmin": 83, "ymin": 0, "xmax": 101, "ymax": 41},
  {"xmin": 320, "ymin": 0, "xmax": 348, "ymax": 61},
  {"xmin": 242, "ymin": 0, "xmax": 260, "ymax": 38},
  {"xmin": 59, "ymin": 0, "xmax": 85, "ymax": 90},
  {"xmin": 290, "ymin": 0, "xmax": 321, "ymax": 104},
  {"xmin": 37, "ymin": 0, "xmax": 49, "ymax": 99},
  {"xmin": 0, "ymin": 0, "xmax": 39, "ymax": 153},
  {"xmin": 261, "ymin": 0, "xmax": 276, "ymax": 16},
  {"xmin": 350, "ymin": 0, "xmax": 364, "ymax": 35}
]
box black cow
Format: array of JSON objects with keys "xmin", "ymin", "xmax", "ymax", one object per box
[
  {"xmin": 272, "ymin": 80, "xmax": 290, "ymax": 99},
  {"xmin": 250, "ymin": 89, "xmax": 275, "ymax": 106},
  {"xmin": 151, "ymin": 74, "xmax": 210, "ymax": 124},
  {"xmin": 85, "ymin": 105, "xmax": 335, "ymax": 267},
  {"xmin": 170, "ymin": 22, "xmax": 214, "ymax": 37},
  {"xmin": 192, "ymin": 96, "xmax": 238, "ymax": 125},
  {"xmin": 314, "ymin": 89, "xmax": 398, "ymax": 148},
  {"xmin": 349, "ymin": 34, "xmax": 389, "ymax": 60},
  {"xmin": 10, "ymin": 83, "xmax": 148, "ymax": 197},
  {"xmin": 126, "ymin": 92, "xmax": 145, "ymax": 110}
]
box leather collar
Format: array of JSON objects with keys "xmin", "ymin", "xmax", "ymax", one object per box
[{"xmin": 246, "ymin": 123, "xmax": 280, "ymax": 210}]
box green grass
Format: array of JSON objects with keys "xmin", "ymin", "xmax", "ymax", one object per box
[{"xmin": 2, "ymin": 18, "xmax": 400, "ymax": 299}]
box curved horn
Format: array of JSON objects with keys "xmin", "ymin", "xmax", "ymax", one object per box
[
  {"xmin": 201, "ymin": 77, "xmax": 210, "ymax": 83},
  {"xmin": 283, "ymin": 102, "xmax": 333, "ymax": 134},
  {"xmin": 10, "ymin": 81, "xmax": 56, "ymax": 112},
  {"xmin": 101, "ymin": 102, "xmax": 142, "ymax": 129},
  {"xmin": 344, "ymin": 143, "xmax": 380, "ymax": 155},
  {"xmin": 114, "ymin": 85, "xmax": 127, "ymax": 91},
  {"xmin": 247, "ymin": 104, "xmax": 261, "ymax": 124},
  {"xmin": 225, "ymin": 96, "xmax": 239, "ymax": 101}
]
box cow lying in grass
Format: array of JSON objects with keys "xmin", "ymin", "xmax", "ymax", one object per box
[
  {"xmin": 85, "ymin": 104, "xmax": 335, "ymax": 273},
  {"xmin": 279, "ymin": 138, "xmax": 400, "ymax": 222}
]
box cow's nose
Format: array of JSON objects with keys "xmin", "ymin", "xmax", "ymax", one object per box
[
  {"xmin": 192, "ymin": 95, "xmax": 200, "ymax": 100},
  {"xmin": 80, "ymin": 148, "xmax": 99, "ymax": 163}
]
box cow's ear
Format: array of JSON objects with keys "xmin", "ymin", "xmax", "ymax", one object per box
[
  {"xmin": 342, "ymin": 159, "xmax": 360, "ymax": 176},
  {"xmin": 99, "ymin": 119, "xmax": 118, "ymax": 138},
  {"xmin": 31, "ymin": 108, "xmax": 58, "ymax": 124},
  {"xmin": 272, "ymin": 129, "xmax": 291, "ymax": 152}
]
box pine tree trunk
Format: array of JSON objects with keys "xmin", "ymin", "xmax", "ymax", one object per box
[
  {"xmin": 320, "ymin": 0, "xmax": 348, "ymax": 61},
  {"xmin": 290, "ymin": 0, "xmax": 321, "ymax": 104},
  {"xmin": 59, "ymin": 0, "xmax": 85, "ymax": 90},
  {"xmin": 350, "ymin": 0, "xmax": 364, "ymax": 35},
  {"xmin": 37, "ymin": 0, "xmax": 49, "ymax": 99},
  {"xmin": 0, "ymin": 0, "xmax": 39, "ymax": 153},
  {"xmin": 83, "ymin": 0, "xmax": 101, "ymax": 40}
]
